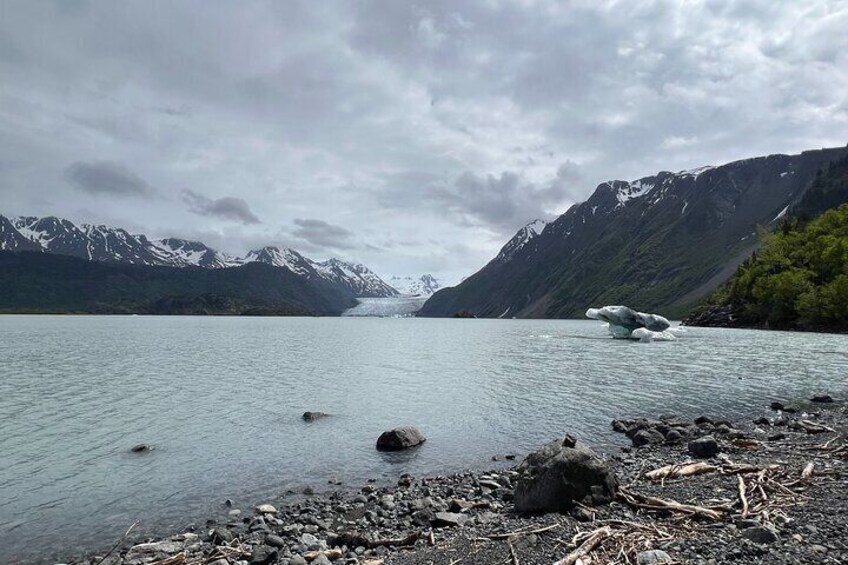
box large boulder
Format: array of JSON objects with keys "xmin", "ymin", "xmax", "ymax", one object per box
[
  {"xmin": 376, "ymin": 427, "xmax": 426, "ymax": 451},
  {"xmin": 513, "ymin": 435, "xmax": 618, "ymax": 513}
]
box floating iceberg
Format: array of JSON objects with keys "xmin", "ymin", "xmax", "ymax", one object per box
[{"xmin": 586, "ymin": 305, "xmax": 683, "ymax": 341}]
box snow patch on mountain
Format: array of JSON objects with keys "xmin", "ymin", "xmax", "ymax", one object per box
[
  {"xmin": 495, "ymin": 219, "xmax": 546, "ymax": 263},
  {"xmin": 1, "ymin": 214, "xmax": 398, "ymax": 297},
  {"xmin": 389, "ymin": 274, "xmax": 441, "ymax": 296}
]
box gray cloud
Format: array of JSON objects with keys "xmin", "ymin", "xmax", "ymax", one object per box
[
  {"xmin": 182, "ymin": 190, "xmax": 260, "ymax": 225},
  {"xmin": 64, "ymin": 161, "xmax": 152, "ymax": 198},
  {"xmin": 292, "ymin": 218, "xmax": 356, "ymax": 250},
  {"xmin": 2, "ymin": 1, "xmax": 847, "ymax": 285}
]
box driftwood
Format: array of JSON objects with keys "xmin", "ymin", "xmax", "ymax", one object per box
[
  {"xmin": 304, "ymin": 549, "xmax": 344, "ymax": 562},
  {"xmin": 646, "ymin": 461, "xmax": 718, "ymax": 480},
  {"xmin": 94, "ymin": 522, "xmax": 138, "ymax": 565},
  {"xmin": 738, "ymin": 475, "xmax": 749, "ymax": 517},
  {"xmin": 619, "ymin": 488, "xmax": 726, "ymax": 521},
  {"xmin": 553, "ymin": 526, "xmax": 613, "ymax": 565},
  {"xmin": 478, "ymin": 523, "xmax": 561, "ymax": 541}
]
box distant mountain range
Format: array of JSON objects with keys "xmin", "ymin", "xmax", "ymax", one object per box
[
  {"xmin": 388, "ymin": 274, "xmax": 442, "ymax": 296},
  {"xmin": 421, "ymin": 145, "xmax": 848, "ymax": 319},
  {"xmin": 0, "ymin": 215, "xmax": 398, "ymax": 298}
]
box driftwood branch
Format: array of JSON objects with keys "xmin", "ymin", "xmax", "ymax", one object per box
[{"xmin": 553, "ymin": 526, "xmax": 612, "ymax": 565}]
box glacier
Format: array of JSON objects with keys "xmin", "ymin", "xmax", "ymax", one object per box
[
  {"xmin": 586, "ymin": 305, "xmax": 683, "ymax": 341},
  {"xmin": 342, "ymin": 296, "xmax": 428, "ymax": 317}
]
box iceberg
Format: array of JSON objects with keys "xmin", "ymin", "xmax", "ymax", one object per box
[{"xmin": 586, "ymin": 305, "xmax": 682, "ymax": 341}]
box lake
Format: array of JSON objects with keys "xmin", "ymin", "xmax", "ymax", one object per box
[{"xmin": 1, "ymin": 315, "xmax": 846, "ymax": 563}]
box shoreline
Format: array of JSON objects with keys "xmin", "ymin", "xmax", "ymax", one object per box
[{"xmin": 44, "ymin": 395, "xmax": 847, "ymax": 565}]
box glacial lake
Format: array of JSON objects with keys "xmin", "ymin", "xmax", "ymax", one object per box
[{"xmin": 1, "ymin": 315, "xmax": 847, "ymax": 563}]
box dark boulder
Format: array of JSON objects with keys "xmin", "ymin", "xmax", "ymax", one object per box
[
  {"xmin": 249, "ymin": 545, "xmax": 278, "ymax": 565},
  {"xmin": 688, "ymin": 435, "xmax": 719, "ymax": 458},
  {"xmin": 302, "ymin": 411, "xmax": 330, "ymax": 421},
  {"xmin": 514, "ymin": 436, "xmax": 618, "ymax": 513},
  {"xmin": 811, "ymin": 394, "xmax": 834, "ymax": 403},
  {"xmin": 130, "ymin": 444, "xmax": 152, "ymax": 453},
  {"xmin": 631, "ymin": 428, "xmax": 665, "ymax": 447},
  {"xmin": 376, "ymin": 427, "xmax": 426, "ymax": 451}
]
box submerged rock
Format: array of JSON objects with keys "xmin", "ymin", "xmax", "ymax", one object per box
[
  {"xmin": 376, "ymin": 427, "xmax": 427, "ymax": 451},
  {"xmin": 514, "ymin": 435, "xmax": 618, "ymax": 513},
  {"xmin": 302, "ymin": 411, "xmax": 331, "ymax": 421},
  {"xmin": 811, "ymin": 394, "xmax": 834, "ymax": 403},
  {"xmin": 130, "ymin": 444, "xmax": 152, "ymax": 453}
]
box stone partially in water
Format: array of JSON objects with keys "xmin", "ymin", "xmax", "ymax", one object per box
[
  {"xmin": 302, "ymin": 411, "xmax": 331, "ymax": 421},
  {"xmin": 514, "ymin": 436, "xmax": 618, "ymax": 513},
  {"xmin": 130, "ymin": 444, "xmax": 152, "ymax": 453},
  {"xmin": 811, "ymin": 394, "xmax": 834, "ymax": 403},
  {"xmin": 376, "ymin": 427, "xmax": 427, "ymax": 451}
]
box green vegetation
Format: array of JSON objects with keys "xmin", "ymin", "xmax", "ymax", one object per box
[{"xmin": 696, "ymin": 204, "xmax": 848, "ymax": 331}]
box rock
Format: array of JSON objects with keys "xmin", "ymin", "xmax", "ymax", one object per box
[
  {"xmin": 431, "ymin": 512, "xmax": 469, "ymax": 527},
  {"xmin": 302, "ymin": 411, "xmax": 331, "ymax": 421},
  {"xmin": 636, "ymin": 549, "xmax": 673, "ymax": 564},
  {"xmin": 513, "ymin": 435, "xmax": 618, "ymax": 513},
  {"xmin": 125, "ymin": 541, "xmax": 184, "ymax": 560},
  {"xmin": 740, "ymin": 525, "xmax": 779, "ymax": 544},
  {"xmin": 570, "ymin": 507, "xmax": 593, "ymax": 522},
  {"xmin": 664, "ymin": 429, "xmax": 683, "ymax": 443},
  {"xmin": 632, "ymin": 428, "xmax": 665, "ymax": 447},
  {"xmin": 289, "ymin": 556, "xmax": 308, "ymax": 565},
  {"xmin": 694, "ymin": 416, "xmax": 713, "ymax": 425},
  {"xmin": 303, "ymin": 486, "xmax": 315, "ymax": 495},
  {"xmin": 210, "ymin": 527, "xmax": 234, "ymax": 544},
  {"xmin": 688, "ymin": 435, "xmax": 719, "ymax": 458},
  {"xmin": 130, "ymin": 444, "xmax": 152, "ymax": 453},
  {"xmin": 811, "ymin": 394, "xmax": 833, "ymax": 403},
  {"xmin": 376, "ymin": 427, "xmax": 426, "ymax": 451},
  {"xmin": 767, "ymin": 433, "xmax": 787, "ymax": 441},
  {"xmin": 250, "ymin": 545, "xmax": 278, "ymax": 565},
  {"xmin": 255, "ymin": 504, "xmax": 278, "ymax": 514},
  {"xmin": 265, "ymin": 534, "xmax": 286, "ymax": 548},
  {"xmin": 753, "ymin": 417, "xmax": 771, "ymax": 426},
  {"xmin": 769, "ymin": 402, "xmax": 785, "ymax": 411}
]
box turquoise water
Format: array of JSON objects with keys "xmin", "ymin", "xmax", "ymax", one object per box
[{"xmin": 1, "ymin": 316, "xmax": 846, "ymax": 563}]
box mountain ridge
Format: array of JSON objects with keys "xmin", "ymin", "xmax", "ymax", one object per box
[
  {"xmin": 420, "ymin": 145, "xmax": 848, "ymax": 319},
  {"xmin": 0, "ymin": 215, "xmax": 397, "ymax": 298}
]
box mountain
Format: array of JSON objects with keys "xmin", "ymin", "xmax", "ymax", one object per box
[
  {"xmin": 389, "ymin": 274, "xmax": 442, "ymax": 296},
  {"xmin": 420, "ymin": 146, "xmax": 848, "ymax": 319},
  {"xmin": 0, "ymin": 251, "xmax": 355, "ymax": 316},
  {"xmin": 685, "ymin": 151, "xmax": 848, "ymax": 331},
  {"xmin": 311, "ymin": 258, "xmax": 399, "ymax": 298},
  {"xmin": 0, "ymin": 215, "xmax": 397, "ymax": 298}
]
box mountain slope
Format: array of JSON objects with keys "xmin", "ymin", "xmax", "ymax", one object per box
[
  {"xmin": 685, "ymin": 151, "xmax": 848, "ymax": 331},
  {"xmin": 0, "ymin": 216, "xmax": 396, "ymax": 298},
  {"xmin": 420, "ymin": 146, "xmax": 848, "ymax": 319},
  {"xmin": 0, "ymin": 251, "xmax": 356, "ymax": 315}
]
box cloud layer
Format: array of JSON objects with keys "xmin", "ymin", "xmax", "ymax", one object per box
[{"xmin": 1, "ymin": 1, "xmax": 846, "ymax": 283}]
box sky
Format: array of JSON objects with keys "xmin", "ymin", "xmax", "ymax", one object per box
[{"xmin": 1, "ymin": 1, "xmax": 847, "ymax": 284}]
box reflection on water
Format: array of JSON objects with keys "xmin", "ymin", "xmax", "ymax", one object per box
[{"xmin": 0, "ymin": 316, "xmax": 846, "ymax": 563}]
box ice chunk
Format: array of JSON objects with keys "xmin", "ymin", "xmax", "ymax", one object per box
[{"xmin": 586, "ymin": 305, "xmax": 677, "ymax": 340}]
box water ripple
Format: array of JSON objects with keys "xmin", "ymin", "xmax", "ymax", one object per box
[{"xmin": 0, "ymin": 316, "xmax": 846, "ymax": 563}]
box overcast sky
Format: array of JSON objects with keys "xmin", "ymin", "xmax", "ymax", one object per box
[{"xmin": 1, "ymin": 1, "xmax": 846, "ymax": 284}]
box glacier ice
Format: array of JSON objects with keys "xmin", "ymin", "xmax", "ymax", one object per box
[{"xmin": 586, "ymin": 305, "xmax": 681, "ymax": 341}]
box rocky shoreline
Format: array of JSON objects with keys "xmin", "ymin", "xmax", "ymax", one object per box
[{"xmin": 55, "ymin": 397, "xmax": 847, "ymax": 565}]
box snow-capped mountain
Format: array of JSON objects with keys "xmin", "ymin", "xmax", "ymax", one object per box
[
  {"xmin": 494, "ymin": 219, "xmax": 546, "ymax": 264},
  {"xmin": 312, "ymin": 258, "xmax": 399, "ymax": 298},
  {"xmin": 389, "ymin": 274, "xmax": 442, "ymax": 296},
  {"xmin": 0, "ymin": 215, "xmax": 397, "ymax": 298},
  {"xmin": 421, "ymin": 146, "xmax": 848, "ymax": 318}
]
